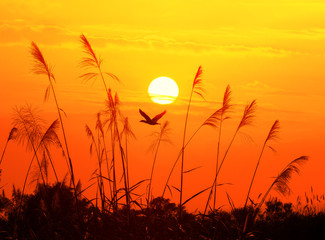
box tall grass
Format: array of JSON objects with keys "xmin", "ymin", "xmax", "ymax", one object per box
[
  {"xmin": 85, "ymin": 123, "xmax": 106, "ymax": 211},
  {"xmin": 12, "ymin": 105, "xmax": 62, "ymax": 224},
  {"xmin": 30, "ymin": 42, "xmax": 78, "ymax": 201},
  {"xmin": 121, "ymin": 117, "xmax": 136, "ymax": 206},
  {"xmin": 179, "ymin": 66, "xmax": 204, "ymax": 218},
  {"xmin": 205, "ymin": 100, "xmax": 257, "ymax": 213},
  {"xmin": 257, "ymin": 156, "xmax": 309, "ymax": 209},
  {"xmin": 13, "ymin": 105, "xmax": 46, "ymax": 186},
  {"xmin": 80, "ymin": 35, "xmax": 133, "ymax": 220},
  {"xmin": 212, "ymin": 85, "xmax": 232, "ymax": 211},
  {"xmin": 161, "ymin": 85, "xmax": 230, "ymax": 198},
  {"xmin": 96, "ymin": 112, "xmax": 114, "ymax": 208},
  {"xmin": 0, "ymin": 34, "xmax": 315, "ymax": 240},
  {"xmin": 80, "ymin": 34, "xmax": 125, "ymax": 211},
  {"xmin": 244, "ymin": 120, "xmax": 280, "ymax": 208}
]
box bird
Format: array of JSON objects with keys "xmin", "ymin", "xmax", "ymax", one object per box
[{"xmin": 139, "ymin": 109, "xmax": 166, "ymax": 125}]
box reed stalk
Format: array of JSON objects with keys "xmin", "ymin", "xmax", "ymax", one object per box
[
  {"xmin": 204, "ymin": 100, "xmax": 256, "ymax": 213},
  {"xmin": 30, "ymin": 42, "xmax": 78, "ymax": 210},
  {"xmin": 179, "ymin": 66, "xmax": 204, "ymax": 218},
  {"xmin": 0, "ymin": 127, "xmax": 17, "ymax": 166},
  {"xmin": 244, "ymin": 120, "xmax": 280, "ymax": 208}
]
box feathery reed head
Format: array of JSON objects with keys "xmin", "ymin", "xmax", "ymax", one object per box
[
  {"xmin": 96, "ymin": 112, "xmax": 104, "ymax": 136},
  {"xmin": 203, "ymin": 108, "xmax": 222, "ymax": 128},
  {"xmin": 192, "ymin": 66, "xmax": 205, "ymax": 100},
  {"xmin": 79, "ymin": 34, "xmax": 120, "ymax": 89},
  {"xmin": 149, "ymin": 121, "xmax": 171, "ymax": 152},
  {"xmin": 12, "ymin": 105, "xmax": 45, "ymax": 150},
  {"xmin": 103, "ymin": 89, "xmax": 121, "ymax": 128},
  {"xmin": 266, "ymin": 120, "xmax": 280, "ymax": 143},
  {"xmin": 40, "ymin": 119, "xmax": 63, "ymax": 152},
  {"xmin": 8, "ymin": 127, "xmax": 18, "ymax": 141},
  {"xmin": 30, "ymin": 42, "xmax": 54, "ymax": 80},
  {"xmin": 85, "ymin": 124, "xmax": 94, "ymax": 139},
  {"xmin": 238, "ymin": 100, "xmax": 257, "ymax": 130},
  {"xmin": 222, "ymin": 85, "xmax": 232, "ymax": 114},
  {"xmin": 274, "ymin": 156, "xmax": 309, "ymax": 196},
  {"xmin": 203, "ymin": 85, "xmax": 232, "ymax": 128},
  {"xmin": 85, "ymin": 124, "xmax": 95, "ymax": 155},
  {"xmin": 121, "ymin": 117, "xmax": 136, "ymax": 140},
  {"xmin": 265, "ymin": 120, "xmax": 280, "ymax": 152},
  {"xmin": 80, "ymin": 34, "xmax": 101, "ymax": 68}
]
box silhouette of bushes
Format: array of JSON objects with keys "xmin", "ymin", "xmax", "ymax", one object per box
[{"xmin": 0, "ymin": 183, "xmax": 324, "ymax": 239}]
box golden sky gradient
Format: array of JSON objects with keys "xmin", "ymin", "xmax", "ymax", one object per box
[{"xmin": 0, "ymin": 0, "xmax": 324, "ymax": 211}]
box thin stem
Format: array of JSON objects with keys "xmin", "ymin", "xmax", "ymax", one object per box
[
  {"xmin": 115, "ymin": 122, "xmax": 130, "ymax": 217},
  {"xmin": 125, "ymin": 136, "xmax": 130, "ymax": 199},
  {"xmin": 47, "ymin": 72, "xmax": 80, "ymax": 220},
  {"xmin": 43, "ymin": 145, "xmax": 59, "ymax": 183},
  {"xmin": 99, "ymin": 68, "xmax": 109, "ymax": 95},
  {"xmin": 204, "ymin": 129, "xmax": 238, "ymax": 214},
  {"xmin": 213, "ymin": 120, "xmax": 223, "ymax": 211},
  {"xmin": 48, "ymin": 76, "xmax": 75, "ymax": 187},
  {"xmin": 180, "ymin": 88, "xmax": 194, "ymax": 218},
  {"xmin": 110, "ymin": 129, "xmax": 117, "ymax": 211},
  {"xmin": 102, "ymin": 129, "xmax": 113, "ymax": 205},
  {"xmin": 17, "ymin": 129, "xmax": 46, "ymax": 220},
  {"xmin": 0, "ymin": 140, "xmax": 9, "ymax": 166},
  {"xmin": 162, "ymin": 125, "xmax": 203, "ymax": 198},
  {"xmin": 244, "ymin": 140, "xmax": 267, "ymax": 208},
  {"xmin": 147, "ymin": 134, "xmax": 162, "ymax": 207}
]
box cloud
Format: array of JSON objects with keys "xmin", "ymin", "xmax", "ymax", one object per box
[
  {"xmin": 239, "ymin": 80, "xmax": 319, "ymax": 98},
  {"xmin": 0, "ymin": 19, "xmax": 77, "ymax": 46},
  {"xmin": 0, "ymin": 20, "xmax": 305, "ymax": 58}
]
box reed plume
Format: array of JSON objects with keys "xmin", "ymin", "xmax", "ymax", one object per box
[
  {"xmin": 205, "ymin": 100, "xmax": 257, "ymax": 213},
  {"xmin": 179, "ymin": 66, "xmax": 204, "ymax": 218},
  {"xmin": 212, "ymin": 85, "xmax": 232, "ymax": 210},
  {"xmin": 80, "ymin": 34, "xmax": 119, "ymax": 95},
  {"xmin": 14, "ymin": 106, "xmax": 63, "ymax": 220},
  {"xmin": 256, "ymin": 156, "xmax": 309, "ymax": 210},
  {"xmin": 30, "ymin": 42, "xmax": 77, "ymax": 201},
  {"xmin": 102, "ymin": 90, "xmax": 121, "ymax": 210},
  {"xmin": 80, "ymin": 35, "xmax": 125, "ymax": 211},
  {"xmin": 244, "ymin": 120, "xmax": 280, "ymax": 207},
  {"xmin": 102, "ymin": 90, "xmax": 130, "ymax": 214},
  {"xmin": 15, "ymin": 108, "xmax": 61, "ymax": 193},
  {"xmin": 161, "ymin": 85, "xmax": 231, "ymax": 198},
  {"xmin": 13, "ymin": 105, "xmax": 46, "ymax": 185},
  {"xmin": 110, "ymin": 92, "xmax": 130, "ymax": 212}
]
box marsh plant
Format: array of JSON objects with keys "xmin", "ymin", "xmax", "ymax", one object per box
[{"xmin": 0, "ymin": 35, "xmax": 314, "ymax": 239}]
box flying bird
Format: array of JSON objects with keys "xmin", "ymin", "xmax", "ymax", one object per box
[{"xmin": 139, "ymin": 109, "xmax": 166, "ymax": 125}]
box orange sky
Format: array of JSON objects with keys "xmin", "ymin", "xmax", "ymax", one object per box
[{"xmin": 0, "ymin": 0, "xmax": 325, "ymax": 211}]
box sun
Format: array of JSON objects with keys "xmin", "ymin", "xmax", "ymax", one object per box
[{"xmin": 148, "ymin": 77, "xmax": 179, "ymax": 104}]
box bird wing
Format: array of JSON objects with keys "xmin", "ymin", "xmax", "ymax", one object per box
[
  {"xmin": 152, "ymin": 110, "xmax": 167, "ymax": 122},
  {"xmin": 139, "ymin": 109, "xmax": 152, "ymax": 122}
]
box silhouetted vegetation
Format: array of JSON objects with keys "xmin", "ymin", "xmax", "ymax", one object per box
[
  {"xmin": 0, "ymin": 35, "xmax": 323, "ymax": 239},
  {"xmin": 0, "ymin": 184, "xmax": 324, "ymax": 239}
]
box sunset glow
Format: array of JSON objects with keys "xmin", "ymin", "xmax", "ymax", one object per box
[
  {"xmin": 0, "ymin": 2, "xmax": 324, "ymax": 237},
  {"xmin": 148, "ymin": 77, "xmax": 179, "ymax": 104}
]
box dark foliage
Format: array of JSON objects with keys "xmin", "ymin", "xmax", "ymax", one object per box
[{"xmin": 0, "ymin": 184, "xmax": 324, "ymax": 239}]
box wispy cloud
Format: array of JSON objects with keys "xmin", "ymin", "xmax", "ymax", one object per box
[
  {"xmin": 239, "ymin": 80, "xmax": 321, "ymax": 98},
  {"xmin": 2, "ymin": 20, "xmax": 324, "ymax": 57}
]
